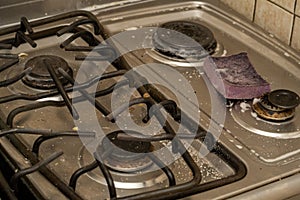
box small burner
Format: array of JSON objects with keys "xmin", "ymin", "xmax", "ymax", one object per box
[
  {"xmin": 259, "ymin": 94, "xmax": 285, "ymax": 112},
  {"xmin": 252, "ymin": 90, "xmax": 299, "ymax": 121},
  {"xmin": 22, "ymin": 55, "xmax": 73, "ymax": 89},
  {"xmin": 101, "ymin": 131, "xmax": 153, "ymax": 172},
  {"xmin": 252, "ymin": 102, "xmax": 295, "ymax": 121},
  {"xmin": 153, "ymin": 21, "xmax": 217, "ymax": 59},
  {"xmin": 268, "ymin": 89, "xmax": 300, "ymax": 109}
]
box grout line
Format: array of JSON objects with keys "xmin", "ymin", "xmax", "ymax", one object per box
[
  {"xmin": 252, "ymin": 0, "xmax": 257, "ymax": 22},
  {"xmin": 289, "ymin": 0, "xmax": 298, "ymax": 46},
  {"xmin": 267, "ymin": 0, "xmax": 295, "ymax": 14}
]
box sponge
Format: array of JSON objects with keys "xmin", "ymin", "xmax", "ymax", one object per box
[{"xmin": 203, "ymin": 52, "xmax": 271, "ymax": 99}]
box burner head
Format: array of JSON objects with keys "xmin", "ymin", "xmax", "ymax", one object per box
[
  {"xmin": 259, "ymin": 94, "xmax": 285, "ymax": 112},
  {"xmin": 268, "ymin": 89, "xmax": 300, "ymax": 109},
  {"xmin": 252, "ymin": 90, "xmax": 299, "ymax": 121},
  {"xmin": 22, "ymin": 55, "xmax": 73, "ymax": 89},
  {"xmin": 101, "ymin": 131, "xmax": 152, "ymax": 172},
  {"xmin": 153, "ymin": 21, "xmax": 217, "ymax": 59}
]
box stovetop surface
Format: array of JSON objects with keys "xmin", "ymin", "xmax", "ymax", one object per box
[{"xmin": 0, "ymin": 0, "xmax": 300, "ymax": 200}]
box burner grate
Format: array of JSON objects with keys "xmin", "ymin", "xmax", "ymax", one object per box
[{"xmin": 0, "ymin": 11, "xmax": 246, "ymax": 200}]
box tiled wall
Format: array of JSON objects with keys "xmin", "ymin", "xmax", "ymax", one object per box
[{"xmin": 220, "ymin": 0, "xmax": 300, "ymax": 52}]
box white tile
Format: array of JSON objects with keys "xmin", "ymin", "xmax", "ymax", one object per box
[
  {"xmin": 296, "ymin": 0, "xmax": 300, "ymax": 16},
  {"xmin": 255, "ymin": 0, "xmax": 293, "ymax": 44},
  {"xmin": 291, "ymin": 17, "xmax": 300, "ymax": 51},
  {"xmin": 220, "ymin": 0, "xmax": 256, "ymax": 21},
  {"xmin": 269, "ymin": 0, "xmax": 296, "ymax": 12}
]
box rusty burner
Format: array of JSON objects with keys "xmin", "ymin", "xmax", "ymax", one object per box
[
  {"xmin": 22, "ymin": 55, "xmax": 73, "ymax": 89},
  {"xmin": 252, "ymin": 89, "xmax": 300, "ymax": 121}
]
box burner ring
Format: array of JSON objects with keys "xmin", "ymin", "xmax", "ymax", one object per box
[
  {"xmin": 268, "ymin": 89, "xmax": 300, "ymax": 109},
  {"xmin": 78, "ymin": 145, "xmax": 168, "ymax": 189},
  {"xmin": 22, "ymin": 55, "xmax": 73, "ymax": 89},
  {"xmin": 252, "ymin": 102, "xmax": 295, "ymax": 121},
  {"xmin": 153, "ymin": 21, "xmax": 217, "ymax": 59},
  {"xmin": 100, "ymin": 131, "xmax": 153, "ymax": 172},
  {"xmin": 260, "ymin": 94, "xmax": 285, "ymax": 112}
]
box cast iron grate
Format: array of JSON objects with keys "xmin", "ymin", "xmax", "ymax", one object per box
[{"xmin": 0, "ymin": 11, "xmax": 246, "ymax": 200}]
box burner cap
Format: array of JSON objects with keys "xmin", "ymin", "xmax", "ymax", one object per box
[
  {"xmin": 153, "ymin": 21, "xmax": 217, "ymax": 59},
  {"xmin": 22, "ymin": 55, "xmax": 73, "ymax": 89},
  {"xmin": 268, "ymin": 89, "xmax": 300, "ymax": 109},
  {"xmin": 260, "ymin": 94, "xmax": 285, "ymax": 112},
  {"xmin": 101, "ymin": 131, "xmax": 152, "ymax": 172},
  {"xmin": 104, "ymin": 131, "xmax": 151, "ymax": 156},
  {"xmin": 252, "ymin": 92, "xmax": 296, "ymax": 121}
]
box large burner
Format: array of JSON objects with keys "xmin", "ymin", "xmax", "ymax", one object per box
[
  {"xmin": 22, "ymin": 55, "xmax": 73, "ymax": 89},
  {"xmin": 252, "ymin": 90, "xmax": 300, "ymax": 121},
  {"xmin": 153, "ymin": 21, "xmax": 217, "ymax": 59},
  {"xmin": 101, "ymin": 131, "xmax": 153, "ymax": 172}
]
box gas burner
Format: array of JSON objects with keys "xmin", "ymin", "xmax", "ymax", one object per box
[
  {"xmin": 252, "ymin": 90, "xmax": 300, "ymax": 121},
  {"xmin": 152, "ymin": 21, "xmax": 217, "ymax": 59},
  {"xmin": 259, "ymin": 94, "xmax": 285, "ymax": 112},
  {"xmin": 101, "ymin": 131, "xmax": 153, "ymax": 172},
  {"xmin": 252, "ymin": 101, "xmax": 295, "ymax": 121},
  {"xmin": 78, "ymin": 145, "xmax": 168, "ymax": 190},
  {"xmin": 22, "ymin": 55, "xmax": 73, "ymax": 89},
  {"xmin": 268, "ymin": 89, "xmax": 300, "ymax": 109}
]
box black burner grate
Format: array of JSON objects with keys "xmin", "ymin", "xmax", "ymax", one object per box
[{"xmin": 0, "ymin": 11, "xmax": 246, "ymax": 200}]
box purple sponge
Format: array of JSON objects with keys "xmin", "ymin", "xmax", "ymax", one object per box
[{"xmin": 203, "ymin": 52, "xmax": 271, "ymax": 99}]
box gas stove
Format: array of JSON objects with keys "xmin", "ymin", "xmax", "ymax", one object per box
[{"xmin": 0, "ymin": 0, "xmax": 300, "ymax": 200}]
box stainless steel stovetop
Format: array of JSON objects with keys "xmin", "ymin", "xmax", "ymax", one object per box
[{"xmin": 0, "ymin": 0, "xmax": 300, "ymax": 200}]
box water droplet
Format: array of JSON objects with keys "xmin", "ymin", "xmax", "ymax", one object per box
[
  {"xmin": 24, "ymin": 158, "xmax": 30, "ymax": 164},
  {"xmin": 240, "ymin": 102, "xmax": 251, "ymax": 112},
  {"xmin": 125, "ymin": 27, "xmax": 138, "ymax": 31}
]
